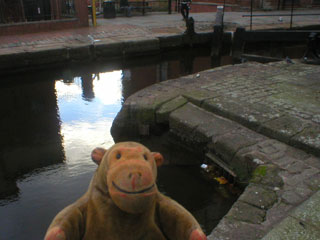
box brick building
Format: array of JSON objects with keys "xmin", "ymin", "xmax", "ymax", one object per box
[{"xmin": 0, "ymin": 0, "xmax": 88, "ymax": 36}]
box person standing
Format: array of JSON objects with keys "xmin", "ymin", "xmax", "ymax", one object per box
[{"xmin": 180, "ymin": 0, "xmax": 191, "ymax": 20}]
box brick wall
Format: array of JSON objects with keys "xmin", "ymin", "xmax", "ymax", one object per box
[{"xmin": 0, "ymin": 0, "xmax": 88, "ymax": 36}]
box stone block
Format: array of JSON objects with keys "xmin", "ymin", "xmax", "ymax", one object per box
[
  {"xmin": 158, "ymin": 35, "xmax": 183, "ymax": 49},
  {"xmin": 291, "ymin": 124, "xmax": 320, "ymax": 157},
  {"xmin": 197, "ymin": 115, "xmax": 240, "ymax": 143},
  {"xmin": 304, "ymin": 173, "xmax": 320, "ymax": 191},
  {"xmin": 169, "ymin": 103, "xmax": 216, "ymax": 142},
  {"xmin": 304, "ymin": 156, "xmax": 320, "ymax": 170},
  {"xmin": 285, "ymin": 167, "xmax": 319, "ymax": 187},
  {"xmin": 213, "ymin": 128, "xmax": 267, "ymax": 164},
  {"xmin": 128, "ymin": 83, "xmax": 182, "ymax": 124},
  {"xmin": 286, "ymin": 161, "xmax": 308, "ymax": 174},
  {"xmin": 0, "ymin": 51, "xmax": 28, "ymax": 71},
  {"xmin": 27, "ymin": 47, "xmax": 68, "ymax": 65},
  {"xmin": 67, "ymin": 45, "xmax": 91, "ymax": 61},
  {"xmin": 94, "ymin": 41, "xmax": 123, "ymax": 57},
  {"xmin": 281, "ymin": 190, "xmax": 303, "ymax": 205},
  {"xmin": 265, "ymin": 202, "xmax": 293, "ymax": 226},
  {"xmin": 208, "ymin": 218, "xmax": 264, "ymax": 240},
  {"xmin": 260, "ymin": 115, "xmax": 310, "ymax": 144},
  {"xmin": 238, "ymin": 184, "xmax": 277, "ymax": 210},
  {"xmin": 250, "ymin": 165, "xmax": 284, "ymax": 188},
  {"xmin": 271, "ymin": 156, "xmax": 298, "ymax": 169},
  {"xmin": 122, "ymin": 37, "xmax": 160, "ymax": 56},
  {"xmin": 262, "ymin": 216, "xmax": 320, "ymax": 240},
  {"xmin": 183, "ymin": 89, "xmax": 220, "ymax": 106},
  {"xmin": 226, "ymin": 201, "xmax": 266, "ymax": 224},
  {"xmin": 156, "ymin": 96, "xmax": 187, "ymax": 123},
  {"xmin": 203, "ymin": 97, "xmax": 255, "ymax": 128},
  {"xmin": 255, "ymin": 140, "xmax": 288, "ymax": 160},
  {"xmin": 290, "ymin": 190, "xmax": 320, "ymax": 228}
]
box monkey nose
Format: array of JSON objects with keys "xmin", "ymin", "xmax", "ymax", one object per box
[
  {"xmin": 128, "ymin": 172, "xmax": 142, "ymax": 190},
  {"xmin": 128, "ymin": 172, "xmax": 142, "ymax": 179}
]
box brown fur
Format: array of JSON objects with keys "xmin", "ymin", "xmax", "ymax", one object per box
[{"xmin": 45, "ymin": 142, "xmax": 206, "ymax": 240}]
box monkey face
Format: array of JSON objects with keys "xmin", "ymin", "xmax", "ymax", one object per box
[{"xmin": 92, "ymin": 142, "xmax": 163, "ymax": 214}]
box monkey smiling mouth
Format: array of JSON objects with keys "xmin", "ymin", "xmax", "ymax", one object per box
[{"xmin": 112, "ymin": 182, "xmax": 155, "ymax": 194}]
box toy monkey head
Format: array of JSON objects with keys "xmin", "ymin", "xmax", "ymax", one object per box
[{"xmin": 91, "ymin": 142, "xmax": 164, "ymax": 214}]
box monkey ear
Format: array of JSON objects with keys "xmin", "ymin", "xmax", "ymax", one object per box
[
  {"xmin": 152, "ymin": 152, "xmax": 164, "ymax": 167},
  {"xmin": 91, "ymin": 147, "xmax": 107, "ymax": 165}
]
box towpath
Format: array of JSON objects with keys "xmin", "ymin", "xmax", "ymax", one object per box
[{"xmin": 0, "ymin": 10, "xmax": 319, "ymax": 54}]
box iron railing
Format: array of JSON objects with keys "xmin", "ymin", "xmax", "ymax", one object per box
[
  {"xmin": 243, "ymin": 0, "xmax": 320, "ymax": 30},
  {"xmin": 111, "ymin": 0, "xmax": 168, "ymax": 13}
]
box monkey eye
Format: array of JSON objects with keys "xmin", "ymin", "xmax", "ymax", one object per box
[
  {"xmin": 143, "ymin": 154, "xmax": 148, "ymax": 161},
  {"xmin": 116, "ymin": 153, "xmax": 121, "ymax": 159}
]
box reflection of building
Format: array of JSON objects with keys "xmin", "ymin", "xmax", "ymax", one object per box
[
  {"xmin": 0, "ymin": 79, "xmax": 64, "ymax": 199},
  {"xmin": 0, "ymin": 0, "xmax": 88, "ymax": 36},
  {"xmin": 121, "ymin": 52, "xmax": 213, "ymax": 100},
  {"xmin": 81, "ymin": 73, "xmax": 95, "ymax": 101}
]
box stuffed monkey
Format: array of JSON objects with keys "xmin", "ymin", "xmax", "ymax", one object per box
[{"xmin": 45, "ymin": 141, "xmax": 207, "ymax": 240}]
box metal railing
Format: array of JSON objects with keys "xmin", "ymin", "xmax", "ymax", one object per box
[
  {"xmin": 243, "ymin": 0, "xmax": 320, "ymax": 30},
  {"xmin": 112, "ymin": 0, "xmax": 168, "ymax": 13}
]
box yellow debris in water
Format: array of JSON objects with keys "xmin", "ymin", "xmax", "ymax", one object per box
[{"xmin": 214, "ymin": 176, "xmax": 228, "ymax": 185}]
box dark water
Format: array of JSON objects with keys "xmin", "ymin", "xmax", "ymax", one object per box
[{"xmin": 0, "ymin": 48, "xmax": 237, "ymax": 240}]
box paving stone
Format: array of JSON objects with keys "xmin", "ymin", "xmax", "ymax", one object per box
[
  {"xmin": 290, "ymin": 190, "xmax": 320, "ymax": 229},
  {"xmin": 255, "ymin": 140, "xmax": 288, "ymax": 160},
  {"xmin": 281, "ymin": 190, "xmax": 303, "ymax": 205},
  {"xmin": 208, "ymin": 218, "xmax": 265, "ymax": 240},
  {"xmin": 304, "ymin": 156, "xmax": 320, "ymax": 170},
  {"xmin": 264, "ymin": 202, "xmax": 293, "ymax": 226},
  {"xmin": 262, "ymin": 216, "xmax": 320, "ymax": 240},
  {"xmin": 182, "ymin": 89, "xmax": 221, "ymax": 106},
  {"xmin": 283, "ymin": 167, "xmax": 319, "ymax": 188},
  {"xmin": 303, "ymin": 173, "xmax": 320, "ymax": 191},
  {"xmin": 196, "ymin": 114, "xmax": 241, "ymax": 143},
  {"xmin": 226, "ymin": 201, "xmax": 266, "ymax": 224},
  {"xmin": 292, "ymin": 124, "xmax": 320, "ymax": 156},
  {"xmin": 212, "ymin": 128, "xmax": 267, "ymax": 164},
  {"xmin": 271, "ymin": 156, "xmax": 298, "ymax": 169},
  {"xmin": 250, "ymin": 165, "xmax": 284, "ymax": 188},
  {"xmin": 169, "ymin": 102, "xmax": 213, "ymax": 137},
  {"xmin": 294, "ymin": 183, "xmax": 314, "ymax": 198},
  {"xmin": 260, "ymin": 115, "xmax": 310, "ymax": 144},
  {"xmin": 238, "ymin": 184, "xmax": 278, "ymax": 210},
  {"xmin": 156, "ymin": 96, "xmax": 188, "ymax": 123},
  {"xmin": 286, "ymin": 161, "xmax": 308, "ymax": 174}
]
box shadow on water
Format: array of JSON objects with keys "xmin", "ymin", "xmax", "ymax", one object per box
[
  {"xmin": 158, "ymin": 165, "xmax": 240, "ymax": 235},
  {"xmin": 0, "ymin": 46, "xmax": 237, "ymax": 240}
]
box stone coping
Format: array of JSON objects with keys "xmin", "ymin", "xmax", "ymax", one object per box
[
  {"xmin": 0, "ymin": 32, "xmax": 213, "ymax": 74},
  {"xmin": 111, "ymin": 61, "xmax": 320, "ymax": 239}
]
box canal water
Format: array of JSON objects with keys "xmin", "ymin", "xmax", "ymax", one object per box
[{"xmin": 0, "ymin": 48, "xmax": 238, "ymax": 240}]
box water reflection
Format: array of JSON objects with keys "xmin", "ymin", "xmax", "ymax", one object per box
[
  {"xmin": 0, "ymin": 47, "xmax": 235, "ymax": 240},
  {"xmin": 0, "ymin": 79, "xmax": 64, "ymax": 200},
  {"xmin": 56, "ymin": 71, "xmax": 123, "ymax": 171}
]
